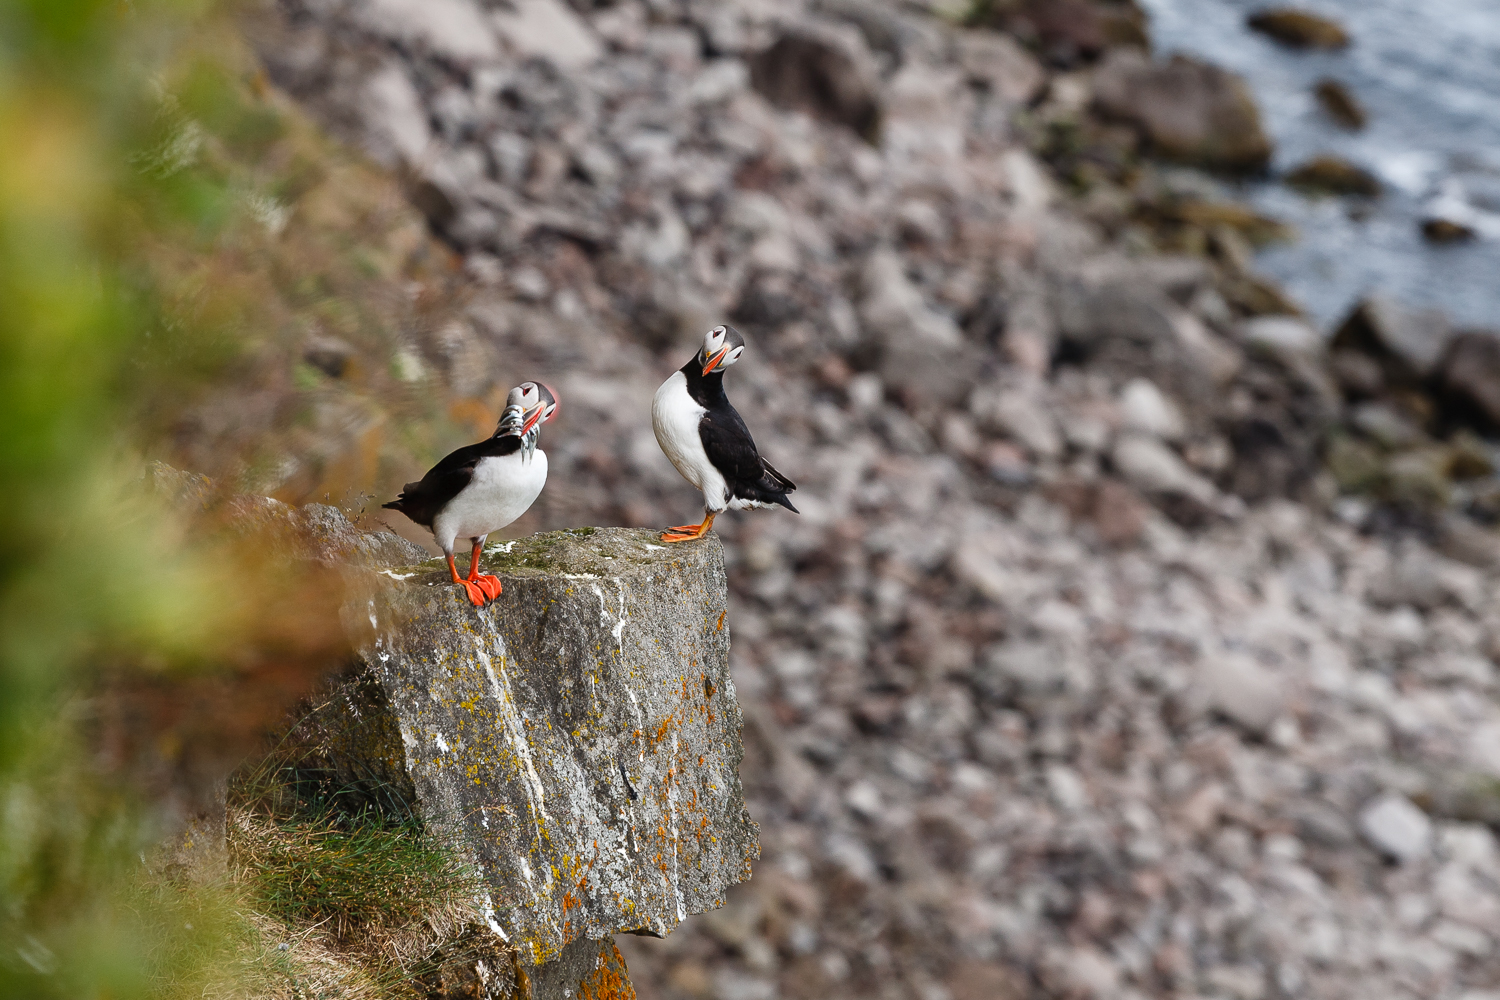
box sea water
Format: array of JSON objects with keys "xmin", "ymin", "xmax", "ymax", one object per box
[{"xmin": 1137, "ymin": 0, "xmax": 1500, "ymax": 328}]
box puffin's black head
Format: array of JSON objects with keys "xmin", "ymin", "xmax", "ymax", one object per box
[
  {"xmin": 499, "ymin": 381, "xmax": 560, "ymax": 437},
  {"xmin": 698, "ymin": 325, "xmax": 745, "ymax": 377}
]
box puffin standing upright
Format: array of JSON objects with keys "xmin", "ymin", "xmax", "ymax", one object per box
[
  {"xmin": 383, "ymin": 382, "xmax": 558, "ymax": 605},
  {"xmin": 652, "ymin": 325, "xmax": 797, "ymax": 542}
]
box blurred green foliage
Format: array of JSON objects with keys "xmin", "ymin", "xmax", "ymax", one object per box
[
  {"xmin": 0, "ymin": 1, "xmax": 290, "ymax": 996},
  {"xmin": 0, "ymin": 0, "xmax": 489, "ymax": 989}
]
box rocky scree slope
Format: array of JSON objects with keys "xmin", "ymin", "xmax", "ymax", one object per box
[{"xmin": 244, "ymin": 1, "xmax": 1500, "ymax": 998}]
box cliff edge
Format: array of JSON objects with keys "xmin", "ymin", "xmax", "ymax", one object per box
[{"xmin": 278, "ymin": 526, "xmax": 758, "ymax": 997}]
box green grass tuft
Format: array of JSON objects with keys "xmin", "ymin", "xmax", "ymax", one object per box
[{"xmin": 238, "ymin": 811, "xmax": 479, "ymax": 931}]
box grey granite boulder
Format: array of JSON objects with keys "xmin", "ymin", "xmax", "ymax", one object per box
[{"xmin": 295, "ymin": 527, "xmax": 758, "ymax": 975}]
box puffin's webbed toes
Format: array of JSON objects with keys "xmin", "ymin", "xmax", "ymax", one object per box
[
  {"xmin": 459, "ymin": 580, "xmax": 490, "ymax": 606},
  {"xmin": 475, "ymin": 575, "xmax": 503, "ymax": 600}
]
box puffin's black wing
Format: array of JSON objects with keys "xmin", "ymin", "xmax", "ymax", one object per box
[
  {"xmin": 382, "ymin": 436, "xmax": 522, "ymax": 528},
  {"xmin": 698, "ymin": 408, "xmax": 764, "ymax": 482},
  {"xmin": 699, "ymin": 407, "xmax": 798, "ymax": 512}
]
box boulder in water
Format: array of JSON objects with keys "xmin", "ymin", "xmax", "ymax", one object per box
[
  {"xmin": 1247, "ymin": 8, "xmax": 1350, "ymax": 49},
  {"xmin": 1422, "ymin": 217, "xmax": 1478, "ymax": 244},
  {"xmin": 1285, "ymin": 155, "xmax": 1381, "ymax": 197},
  {"xmin": 1314, "ymin": 77, "xmax": 1366, "ymax": 129}
]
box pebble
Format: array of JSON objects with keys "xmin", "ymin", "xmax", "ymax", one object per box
[{"xmin": 1359, "ymin": 793, "xmax": 1434, "ymax": 863}]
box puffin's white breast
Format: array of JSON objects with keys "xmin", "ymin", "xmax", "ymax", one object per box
[
  {"xmin": 432, "ymin": 449, "xmax": 548, "ymax": 549},
  {"xmin": 652, "ymin": 371, "xmax": 729, "ymax": 510}
]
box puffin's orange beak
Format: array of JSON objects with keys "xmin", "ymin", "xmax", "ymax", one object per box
[
  {"xmin": 521, "ymin": 383, "xmax": 560, "ymax": 434},
  {"xmin": 702, "ymin": 347, "xmax": 729, "ymax": 376}
]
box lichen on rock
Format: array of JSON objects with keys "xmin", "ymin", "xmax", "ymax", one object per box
[{"xmin": 293, "ymin": 527, "xmax": 757, "ymax": 982}]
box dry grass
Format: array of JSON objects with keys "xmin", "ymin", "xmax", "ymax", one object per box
[
  {"xmin": 222, "ymin": 722, "xmax": 512, "ymax": 1000},
  {"xmin": 231, "ymin": 809, "xmax": 479, "ymax": 937},
  {"xmin": 227, "ymin": 809, "xmax": 491, "ymax": 1000}
]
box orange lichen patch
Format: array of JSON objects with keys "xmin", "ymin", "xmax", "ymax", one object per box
[
  {"xmin": 715, "ymin": 611, "xmax": 726, "ymax": 631},
  {"xmin": 578, "ymin": 941, "xmax": 637, "ymax": 1000}
]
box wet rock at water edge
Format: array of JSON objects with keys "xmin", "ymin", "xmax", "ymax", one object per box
[
  {"xmin": 1422, "ymin": 217, "xmax": 1478, "ymax": 244},
  {"xmin": 1438, "ymin": 331, "xmax": 1500, "ymax": 432},
  {"xmin": 1286, "ymin": 155, "xmax": 1380, "ymax": 197},
  {"xmin": 1247, "ymin": 8, "xmax": 1350, "ymax": 49},
  {"xmin": 1314, "ymin": 77, "xmax": 1366, "ymax": 129},
  {"xmin": 1092, "ymin": 50, "xmax": 1272, "ymax": 173},
  {"xmin": 1331, "ymin": 294, "xmax": 1453, "ymax": 385}
]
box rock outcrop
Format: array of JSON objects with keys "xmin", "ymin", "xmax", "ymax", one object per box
[
  {"xmin": 281, "ymin": 528, "xmax": 758, "ymax": 996},
  {"xmin": 1093, "ymin": 50, "xmax": 1273, "ymax": 172}
]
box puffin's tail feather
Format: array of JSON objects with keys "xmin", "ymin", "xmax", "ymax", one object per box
[
  {"xmin": 759, "ymin": 458, "xmax": 796, "ymax": 493},
  {"xmin": 382, "ymin": 481, "xmax": 422, "ymax": 513},
  {"xmin": 749, "ymin": 458, "xmax": 798, "ymax": 513}
]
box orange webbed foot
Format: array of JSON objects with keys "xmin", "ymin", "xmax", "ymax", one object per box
[
  {"xmin": 661, "ymin": 511, "xmax": 716, "ymax": 543},
  {"xmin": 474, "ymin": 574, "xmax": 503, "ymax": 601},
  {"xmin": 459, "ymin": 580, "xmax": 490, "ymax": 606}
]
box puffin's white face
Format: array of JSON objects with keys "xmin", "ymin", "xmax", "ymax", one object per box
[
  {"xmin": 512, "ymin": 381, "xmax": 559, "ymax": 434},
  {"xmin": 699, "ymin": 325, "xmax": 745, "ymax": 376}
]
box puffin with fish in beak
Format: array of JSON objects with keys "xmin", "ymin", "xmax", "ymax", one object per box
[
  {"xmin": 383, "ymin": 381, "xmax": 558, "ymax": 606},
  {"xmin": 651, "ymin": 324, "xmax": 797, "ymax": 542}
]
